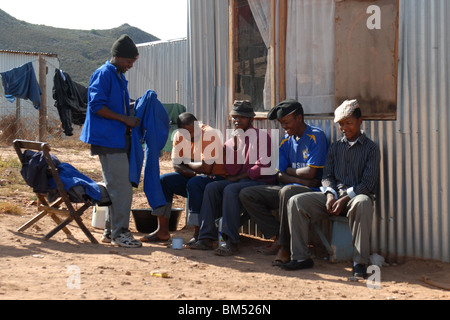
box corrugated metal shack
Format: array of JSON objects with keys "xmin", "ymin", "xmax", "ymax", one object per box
[
  {"xmin": 186, "ymin": 0, "xmax": 450, "ymax": 263},
  {"xmin": 127, "ymin": 38, "xmax": 188, "ymax": 106}
]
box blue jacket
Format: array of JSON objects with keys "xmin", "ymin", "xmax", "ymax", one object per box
[
  {"xmin": 51, "ymin": 163, "xmax": 102, "ymax": 202},
  {"xmin": 1, "ymin": 62, "xmax": 42, "ymax": 109},
  {"xmin": 20, "ymin": 150, "xmax": 101, "ymax": 202},
  {"xmin": 80, "ymin": 61, "xmax": 131, "ymax": 149},
  {"xmin": 129, "ymin": 90, "xmax": 170, "ymax": 209}
]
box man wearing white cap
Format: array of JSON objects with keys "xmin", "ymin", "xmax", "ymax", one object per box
[{"xmin": 281, "ymin": 99, "xmax": 381, "ymax": 279}]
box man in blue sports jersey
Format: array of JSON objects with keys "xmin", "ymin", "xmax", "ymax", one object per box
[{"xmin": 239, "ymin": 100, "xmax": 328, "ymax": 266}]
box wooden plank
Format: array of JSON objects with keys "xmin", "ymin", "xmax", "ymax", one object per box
[
  {"xmin": 334, "ymin": 0, "xmax": 399, "ymax": 120},
  {"xmin": 38, "ymin": 55, "xmax": 47, "ymax": 141},
  {"xmin": 228, "ymin": 0, "xmax": 237, "ymax": 105},
  {"xmin": 278, "ymin": 0, "xmax": 287, "ymax": 102},
  {"xmin": 270, "ymin": 0, "xmax": 277, "ymax": 107}
]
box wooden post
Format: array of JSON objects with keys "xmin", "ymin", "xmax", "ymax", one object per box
[
  {"xmin": 15, "ymin": 99, "xmax": 20, "ymax": 138},
  {"xmin": 278, "ymin": 0, "xmax": 287, "ymax": 102},
  {"xmin": 38, "ymin": 55, "xmax": 47, "ymax": 142},
  {"xmin": 228, "ymin": 0, "xmax": 237, "ymax": 107},
  {"xmin": 270, "ymin": 0, "xmax": 277, "ymax": 107}
]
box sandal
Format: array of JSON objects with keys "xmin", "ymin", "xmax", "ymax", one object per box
[
  {"xmin": 189, "ymin": 239, "xmax": 214, "ymax": 250},
  {"xmin": 140, "ymin": 233, "xmax": 170, "ymax": 243},
  {"xmin": 214, "ymin": 241, "xmax": 238, "ymax": 256},
  {"xmin": 185, "ymin": 237, "xmax": 198, "ymax": 248},
  {"xmin": 256, "ymin": 242, "xmax": 280, "ymax": 255}
]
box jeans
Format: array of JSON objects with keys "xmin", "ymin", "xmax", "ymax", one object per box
[
  {"xmin": 198, "ymin": 179, "xmax": 266, "ymax": 243},
  {"xmin": 159, "ymin": 172, "xmax": 224, "ymax": 226}
]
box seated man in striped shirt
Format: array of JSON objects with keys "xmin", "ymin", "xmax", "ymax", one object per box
[{"xmin": 281, "ymin": 99, "xmax": 381, "ymax": 279}]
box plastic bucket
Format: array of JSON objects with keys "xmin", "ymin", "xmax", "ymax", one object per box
[
  {"xmin": 92, "ymin": 205, "xmax": 108, "ymax": 229},
  {"xmin": 131, "ymin": 208, "xmax": 183, "ymax": 233}
]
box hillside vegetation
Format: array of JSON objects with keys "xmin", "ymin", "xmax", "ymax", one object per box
[{"xmin": 0, "ymin": 9, "xmax": 159, "ymax": 85}]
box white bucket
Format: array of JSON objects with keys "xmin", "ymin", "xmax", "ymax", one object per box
[{"xmin": 92, "ymin": 205, "xmax": 108, "ymax": 229}]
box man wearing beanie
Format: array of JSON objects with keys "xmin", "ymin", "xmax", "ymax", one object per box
[{"xmin": 80, "ymin": 34, "xmax": 142, "ymax": 248}]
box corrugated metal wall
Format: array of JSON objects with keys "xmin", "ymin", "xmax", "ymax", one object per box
[
  {"xmin": 188, "ymin": 0, "xmax": 450, "ymax": 262},
  {"xmin": 127, "ymin": 39, "xmax": 188, "ymax": 107},
  {"xmin": 187, "ymin": 0, "xmax": 230, "ymax": 133},
  {"xmin": 390, "ymin": 0, "xmax": 450, "ymax": 262}
]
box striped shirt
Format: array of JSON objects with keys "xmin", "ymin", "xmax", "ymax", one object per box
[{"xmin": 321, "ymin": 132, "xmax": 380, "ymax": 199}]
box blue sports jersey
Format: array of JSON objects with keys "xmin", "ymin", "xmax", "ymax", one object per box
[{"xmin": 278, "ymin": 124, "xmax": 328, "ymax": 182}]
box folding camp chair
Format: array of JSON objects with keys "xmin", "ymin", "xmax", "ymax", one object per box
[{"xmin": 13, "ymin": 139, "xmax": 108, "ymax": 244}]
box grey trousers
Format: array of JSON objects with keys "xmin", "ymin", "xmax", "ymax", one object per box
[
  {"xmin": 287, "ymin": 192, "xmax": 374, "ymax": 264},
  {"xmin": 99, "ymin": 153, "xmax": 133, "ymax": 239},
  {"xmin": 239, "ymin": 184, "xmax": 312, "ymax": 243}
]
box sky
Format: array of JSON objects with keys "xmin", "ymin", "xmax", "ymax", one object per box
[{"xmin": 1, "ymin": 0, "xmax": 188, "ymax": 41}]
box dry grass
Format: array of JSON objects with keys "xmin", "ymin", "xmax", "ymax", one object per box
[
  {"xmin": 0, "ymin": 114, "xmax": 83, "ymax": 147},
  {"xmin": 0, "ymin": 202, "xmax": 23, "ymax": 215}
]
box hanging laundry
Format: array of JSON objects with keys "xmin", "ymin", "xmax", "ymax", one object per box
[
  {"xmin": 129, "ymin": 90, "xmax": 170, "ymax": 210},
  {"xmin": 0, "ymin": 62, "xmax": 42, "ymax": 110},
  {"xmin": 52, "ymin": 69, "xmax": 88, "ymax": 136}
]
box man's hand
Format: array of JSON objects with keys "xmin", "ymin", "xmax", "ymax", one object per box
[
  {"xmin": 96, "ymin": 106, "xmax": 140, "ymax": 128},
  {"xmin": 328, "ymin": 195, "xmax": 350, "ymax": 216},
  {"xmin": 124, "ymin": 116, "xmax": 140, "ymax": 128},
  {"xmin": 326, "ymin": 193, "xmax": 336, "ymax": 214}
]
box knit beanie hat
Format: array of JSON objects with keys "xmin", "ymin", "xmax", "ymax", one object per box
[{"xmin": 111, "ymin": 35, "xmax": 139, "ymax": 59}]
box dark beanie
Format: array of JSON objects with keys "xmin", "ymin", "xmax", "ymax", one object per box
[{"xmin": 111, "ymin": 35, "xmax": 139, "ymax": 59}]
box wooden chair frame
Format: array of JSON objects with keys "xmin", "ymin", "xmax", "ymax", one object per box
[{"xmin": 13, "ymin": 139, "xmax": 98, "ymax": 244}]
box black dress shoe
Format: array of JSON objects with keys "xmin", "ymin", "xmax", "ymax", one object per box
[
  {"xmin": 280, "ymin": 258, "xmax": 314, "ymax": 271},
  {"xmin": 353, "ymin": 264, "xmax": 368, "ymax": 279}
]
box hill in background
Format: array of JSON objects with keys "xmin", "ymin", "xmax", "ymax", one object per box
[{"xmin": 0, "ymin": 9, "xmax": 159, "ymax": 86}]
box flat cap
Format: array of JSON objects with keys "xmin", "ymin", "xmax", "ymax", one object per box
[
  {"xmin": 267, "ymin": 99, "xmax": 303, "ymax": 120},
  {"xmin": 334, "ymin": 99, "xmax": 360, "ymax": 123},
  {"xmin": 230, "ymin": 100, "xmax": 256, "ymax": 118}
]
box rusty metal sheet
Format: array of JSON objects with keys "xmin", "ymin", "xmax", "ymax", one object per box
[{"xmin": 335, "ymin": 0, "xmax": 399, "ymax": 120}]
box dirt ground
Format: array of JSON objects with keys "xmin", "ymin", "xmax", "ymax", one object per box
[{"xmin": 1, "ymin": 143, "xmax": 450, "ymax": 302}]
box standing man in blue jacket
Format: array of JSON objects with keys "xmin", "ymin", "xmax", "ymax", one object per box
[{"xmin": 80, "ymin": 35, "xmax": 142, "ymax": 248}]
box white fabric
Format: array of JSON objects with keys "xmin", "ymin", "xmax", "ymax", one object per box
[
  {"xmin": 285, "ymin": 0, "xmax": 335, "ymax": 115},
  {"xmin": 248, "ymin": 0, "xmax": 272, "ymax": 110}
]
